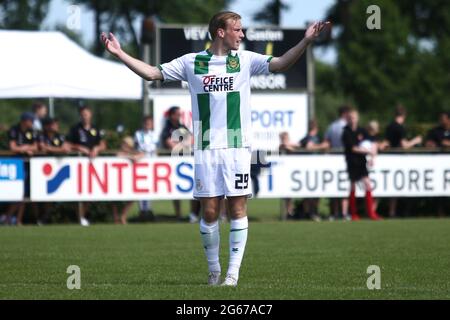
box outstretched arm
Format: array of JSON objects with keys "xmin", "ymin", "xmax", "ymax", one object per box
[
  {"xmin": 100, "ymin": 32, "xmax": 163, "ymax": 81},
  {"xmin": 269, "ymin": 21, "xmax": 330, "ymax": 73}
]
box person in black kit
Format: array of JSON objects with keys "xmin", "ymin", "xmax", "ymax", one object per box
[
  {"xmin": 385, "ymin": 105, "xmax": 422, "ymax": 149},
  {"xmin": 68, "ymin": 105, "xmax": 107, "ymax": 158},
  {"xmin": 385, "ymin": 105, "xmax": 422, "ymax": 217},
  {"xmin": 425, "ymin": 111, "xmax": 450, "ymax": 216},
  {"xmin": 425, "ymin": 111, "xmax": 450, "ymax": 148},
  {"xmin": 39, "ymin": 118, "xmax": 70, "ymax": 155},
  {"xmin": 67, "ymin": 105, "xmax": 107, "ymax": 226},
  {"xmin": 34, "ymin": 117, "xmax": 71, "ymax": 224},
  {"xmin": 342, "ymin": 109, "xmax": 381, "ymax": 221},
  {"xmin": 299, "ymin": 120, "xmax": 329, "ymax": 221},
  {"xmin": 6, "ymin": 112, "xmax": 39, "ymax": 225},
  {"xmin": 8, "ymin": 112, "xmax": 39, "ymax": 156},
  {"xmin": 159, "ymin": 106, "xmax": 199, "ymax": 222}
]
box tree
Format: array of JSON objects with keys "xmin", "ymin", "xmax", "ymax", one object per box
[
  {"xmin": 73, "ymin": 0, "xmax": 233, "ymax": 57},
  {"xmin": 253, "ymin": 0, "xmax": 289, "ymax": 26},
  {"xmin": 0, "ymin": 0, "xmax": 50, "ymax": 30},
  {"xmin": 324, "ymin": 0, "xmax": 450, "ymax": 123}
]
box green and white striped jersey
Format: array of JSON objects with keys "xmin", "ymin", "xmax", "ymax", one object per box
[{"xmin": 158, "ymin": 49, "xmax": 272, "ymax": 150}]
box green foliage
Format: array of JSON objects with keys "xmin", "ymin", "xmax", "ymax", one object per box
[
  {"xmin": 252, "ymin": 0, "xmax": 289, "ymax": 26},
  {"xmin": 0, "ymin": 0, "xmax": 49, "ymax": 30},
  {"xmin": 324, "ymin": 0, "xmax": 450, "ymax": 124},
  {"xmin": 73, "ymin": 0, "xmax": 233, "ymax": 57},
  {"xmin": 0, "ymin": 98, "xmax": 142, "ymax": 151}
]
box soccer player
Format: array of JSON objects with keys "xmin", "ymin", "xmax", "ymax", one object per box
[
  {"xmin": 342, "ymin": 109, "xmax": 381, "ymax": 221},
  {"xmin": 101, "ymin": 11, "xmax": 329, "ymax": 286}
]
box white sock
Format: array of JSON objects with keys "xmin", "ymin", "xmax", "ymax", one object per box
[
  {"xmin": 227, "ymin": 216, "xmax": 248, "ymax": 278},
  {"xmin": 200, "ymin": 219, "xmax": 221, "ymax": 273}
]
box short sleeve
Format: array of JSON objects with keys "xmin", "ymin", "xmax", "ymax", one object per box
[
  {"xmin": 8, "ymin": 128, "xmax": 17, "ymax": 141},
  {"xmin": 66, "ymin": 126, "xmax": 78, "ymax": 144},
  {"xmin": 159, "ymin": 125, "xmax": 171, "ymax": 147},
  {"xmin": 248, "ymin": 51, "xmax": 272, "ymax": 76},
  {"xmin": 342, "ymin": 129, "xmax": 354, "ymax": 149},
  {"xmin": 158, "ymin": 55, "xmax": 187, "ymax": 82},
  {"xmin": 300, "ymin": 136, "xmax": 309, "ymax": 148},
  {"xmin": 324, "ymin": 126, "xmax": 332, "ymax": 141},
  {"xmin": 134, "ymin": 131, "xmax": 143, "ymax": 150}
]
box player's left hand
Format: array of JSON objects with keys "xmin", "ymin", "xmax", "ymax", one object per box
[{"xmin": 305, "ymin": 21, "xmax": 331, "ymax": 41}]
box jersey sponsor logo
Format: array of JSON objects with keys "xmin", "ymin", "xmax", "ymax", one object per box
[{"xmin": 202, "ymin": 75, "xmax": 235, "ymax": 92}]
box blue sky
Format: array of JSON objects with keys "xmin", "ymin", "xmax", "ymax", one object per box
[{"xmin": 43, "ymin": 0, "xmax": 336, "ymax": 62}]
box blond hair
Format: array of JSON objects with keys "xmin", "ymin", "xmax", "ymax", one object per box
[{"xmin": 208, "ymin": 11, "xmax": 241, "ymax": 40}]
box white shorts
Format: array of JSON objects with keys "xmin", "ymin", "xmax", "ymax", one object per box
[{"xmin": 193, "ymin": 147, "xmax": 252, "ymax": 199}]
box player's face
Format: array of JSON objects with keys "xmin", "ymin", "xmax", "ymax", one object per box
[{"xmin": 223, "ymin": 19, "xmax": 244, "ymax": 50}]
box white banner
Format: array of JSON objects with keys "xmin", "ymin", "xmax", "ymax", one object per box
[
  {"xmin": 30, "ymin": 157, "xmax": 195, "ymax": 201},
  {"xmin": 258, "ymin": 154, "xmax": 450, "ymax": 198},
  {"xmin": 0, "ymin": 158, "xmax": 24, "ymax": 201},
  {"xmin": 30, "ymin": 154, "xmax": 450, "ymax": 201},
  {"xmin": 152, "ymin": 93, "xmax": 307, "ymax": 151}
]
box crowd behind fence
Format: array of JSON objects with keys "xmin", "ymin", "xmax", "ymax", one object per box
[{"xmin": 0, "ymin": 102, "xmax": 449, "ymax": 226}]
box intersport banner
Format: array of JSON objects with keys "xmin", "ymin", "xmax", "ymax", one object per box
[{"xmin": 30, "ymin": 154, "xmax": 450, "ymax": 201}]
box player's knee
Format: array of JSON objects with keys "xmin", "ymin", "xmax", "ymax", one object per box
[
  {"xmin": 229, "ymin": 206, "xmax": 247, "ymax": 220},
  {"xmin": 202, "ymin": 207, "xmax": 219, "ymax": 223}
]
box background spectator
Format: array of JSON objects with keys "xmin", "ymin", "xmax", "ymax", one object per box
[
  {"xmin": 366, "ymin": 120, "xmax": 388, "ymax": 151},
  {"xmin": 425, "ymin": 111, "xmax": 450, "ymax": 216},
  {"xmin": 112, "ymin": 136, "xmax": 145, "ymax": 225},
  {"xmin": 300, "ymin": 119, "xmax": 329, "ymax": 151},
  {"xmin": 35, "ymin": 117, "xmax": 70, "ymax": 224},
  {"xmin": 39, "ymin": 118, "xmax": 70, "ymax": 154},
  {"xmin": 278, "ymin": 131, "xmax": 298, "ymax": 219},
  {"xmin": 324, "ymin": 105, "xmax": 351, "ymax": 221},
  {"xmin": 6, "ymin": 112, "xmax": 39, "ymax": 226},
  {"xmin": 279, "ymin": 131, "xmax": 299, "ymax": 154},
  {"xmin": 67, "ymin": 105, "xmax": 107, "ymax": 226},
  {"xmin": 385, "ymin": 105, "xmax": 422, "ymax": 149},
  {"xmin": 67, "ymin": 105, "xmax": 107, "ymax": 158},
  {"xmin": 342, "ymin": 109, "xmax": 381, "ymax": 221},
  {"xmin": 299, "ymin": 120, "xmax": 329, "ymax": 221},
  {"xmin": 31, "ymin": 101, "xmax": 48, "ymax": 132},
  {"xmin": 385, "ymin": 105, "xmax": 422, "ymax": 217},
  {"xmin": 159, "ymin": 106, "xmax": 197, "ymax": 221},
  {"xmin": 425, "ymin": 111, "xmax": 450, "ymax": 148},
  {"xmin": 134, "ymin": 115, "xmax": 158, "ymax": 221}
]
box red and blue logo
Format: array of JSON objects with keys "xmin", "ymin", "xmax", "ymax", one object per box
[{"xmin": 43, "ymin": 163, "xmax": 71, "ymax": 194}]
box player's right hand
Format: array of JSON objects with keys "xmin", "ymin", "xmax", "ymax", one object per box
[{"xmin": 101, "ymin": 32, "xmax": 122, "ymax": 56}]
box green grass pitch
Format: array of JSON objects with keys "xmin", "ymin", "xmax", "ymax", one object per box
[{"xmin": 0, "ymin": 200, "xmax": 449, "ymax": 299}]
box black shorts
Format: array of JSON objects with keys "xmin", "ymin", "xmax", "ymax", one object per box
[{"xmin": 347, "ymin": 165, "xmax": 369, "ymax": 182}]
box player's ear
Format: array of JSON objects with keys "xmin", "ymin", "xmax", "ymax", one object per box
[{"xmin": 217, "ymin": 28, "xmax": 225, "ymax": 38}]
